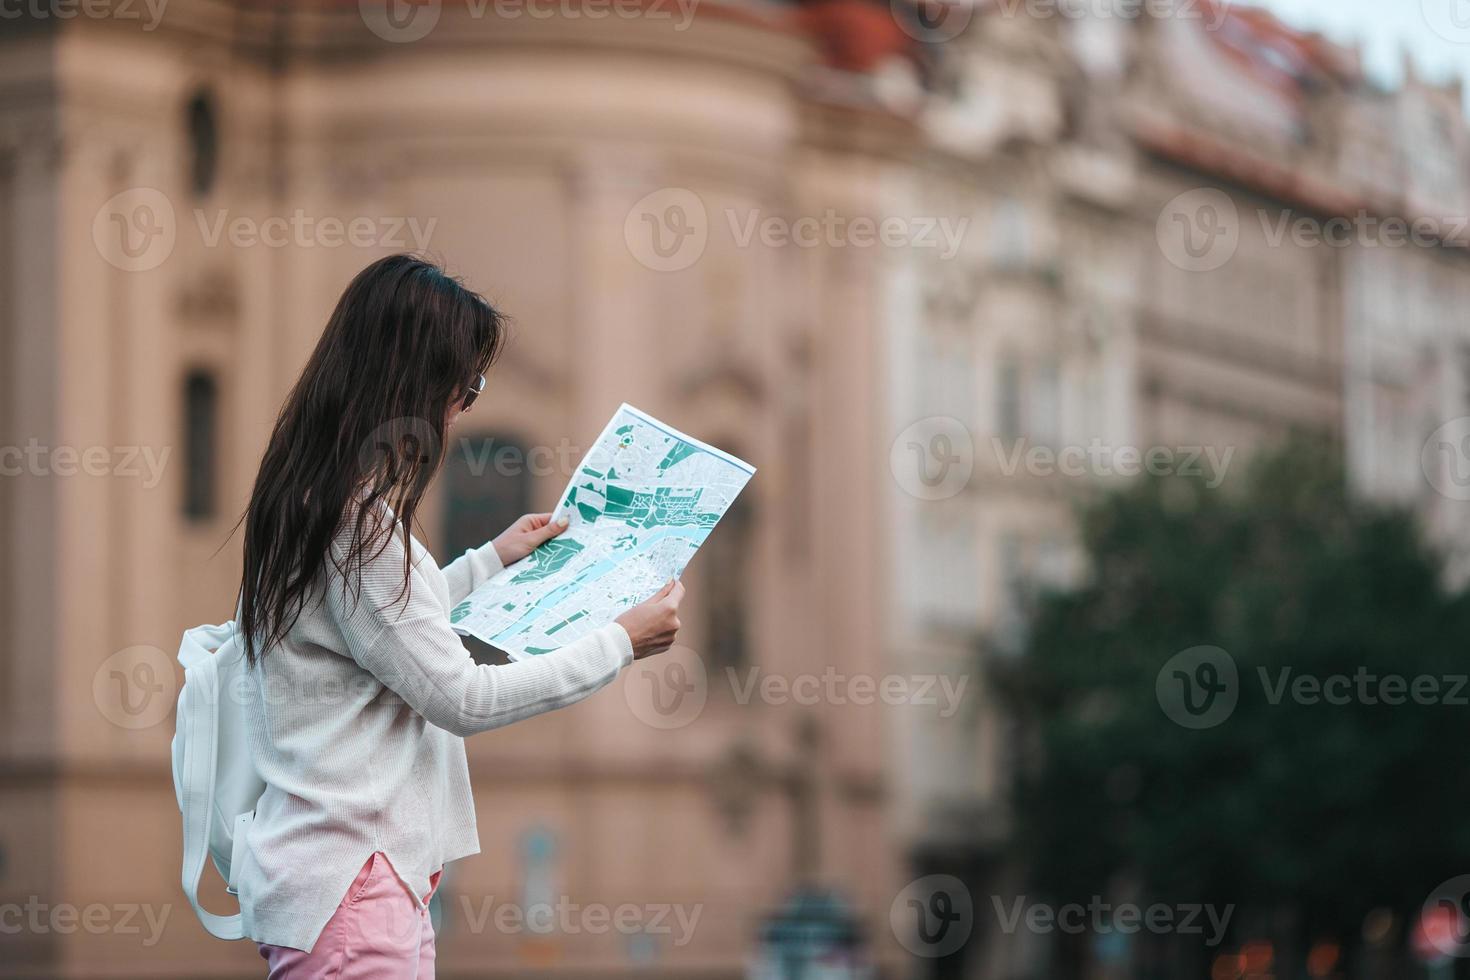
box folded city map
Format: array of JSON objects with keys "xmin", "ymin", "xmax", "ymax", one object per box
[{"xmin": 450, "ymin": 404, "xmax": 756, "ymax": 659}]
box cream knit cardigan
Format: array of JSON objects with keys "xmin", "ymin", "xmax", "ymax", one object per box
[{"xmin": 236, "ymin": 511, "xmax": 632, "ymax": 951}]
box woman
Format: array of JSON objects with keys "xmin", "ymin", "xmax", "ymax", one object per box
[{"xmin": 234, "ymin": 254, "xmax": 683, "ymax": 978}]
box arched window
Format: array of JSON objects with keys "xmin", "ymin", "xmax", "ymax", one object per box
[
  {"xmin": 443, "ymin": 433, "xmax": 533, "ymax": 560},
  {"xmin": 185, "ymin": 89, "xmax": 219, "ymax": 198},
  {"xmin": 182, "ymin": 370, "xmax": 218, "ymax": 521}
]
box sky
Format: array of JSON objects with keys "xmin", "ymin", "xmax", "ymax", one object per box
[{"xmin": 1245, "ymin": 0, "xmax": 1470, "ymax": 89}]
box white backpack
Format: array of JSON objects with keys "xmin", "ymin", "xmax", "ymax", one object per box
[{"xmin": 171, "ymin": 621, "xmax": 266, "ymax": 940}]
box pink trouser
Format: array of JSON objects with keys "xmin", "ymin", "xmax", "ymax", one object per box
[{"xmin": 259, "ymin": 852, "xmax": 443, "ymax": 979}]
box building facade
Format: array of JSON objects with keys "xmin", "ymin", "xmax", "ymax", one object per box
[
  {"xmin": 0, "ymin": 3, "xmax": 909, "ymax": 976},
  {"xmin": 883, "ymin": 1, "xmax": 1470, "ymax": 977},
  {"xmin": 4, "ymin": 0, "xmax": 1469, "ymax": 977}
]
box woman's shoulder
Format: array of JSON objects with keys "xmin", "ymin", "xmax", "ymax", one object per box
[
  {"xmin": 330, "ymin": 495, "xmax": 436, "ymax": 577},
  {"xmin": 321, "ymin": 498, "xmax": 446, "ymax": 630}
]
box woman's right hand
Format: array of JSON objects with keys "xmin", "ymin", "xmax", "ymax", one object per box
[{"xmin": 615, "ymin": 578, "xmax": 685, "ymax": 660}]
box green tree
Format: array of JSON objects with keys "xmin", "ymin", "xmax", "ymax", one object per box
[{"xmin": 998, "ymin": 438, "xmax": 1470, "ymax": 976}]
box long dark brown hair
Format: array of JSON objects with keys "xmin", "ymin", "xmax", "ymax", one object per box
[{"xmin": 237, "ymin": 254, "xmax": 506, "ymax": 665}]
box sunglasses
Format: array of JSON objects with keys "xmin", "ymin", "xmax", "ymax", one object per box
[{"xmin": 463, "ymin": 374, "xmax": 486, "ymax": 411}]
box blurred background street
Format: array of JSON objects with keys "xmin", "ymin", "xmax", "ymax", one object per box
[{"xmin": 5, "ymin": 0, "xmax": 1470, "ymax": 976}]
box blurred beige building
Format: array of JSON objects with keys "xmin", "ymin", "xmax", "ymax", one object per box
[
  {"xmin": 0, "ymin": 2, "xmax": 911, "ymax": 976},
  {"xmin": 5, "ymin": 0, "xmax": 1470, "ymax": 978}
]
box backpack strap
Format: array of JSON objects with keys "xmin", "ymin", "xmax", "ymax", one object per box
[{"xmin": 178, "ymin": 633, "xmax": 245, "ymax": 941}]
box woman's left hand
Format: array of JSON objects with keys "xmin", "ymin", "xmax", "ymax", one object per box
[{"xmin": 492, "ymin": 512, "xmax": 570, "ymax": 566}]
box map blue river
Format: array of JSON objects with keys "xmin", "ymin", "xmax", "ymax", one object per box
[{"xmin": 487, "ymin": 527, "xmax": 709, "ymax": 646}]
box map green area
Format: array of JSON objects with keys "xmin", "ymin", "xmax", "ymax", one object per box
[{"xmin": 450, "ymin": 404, "xmax": 755, "ymax": 659}]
